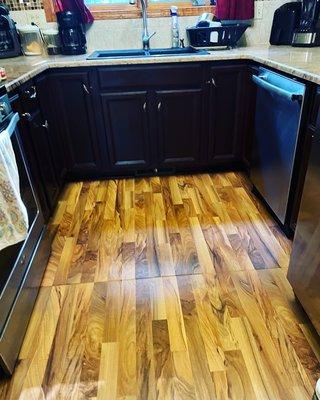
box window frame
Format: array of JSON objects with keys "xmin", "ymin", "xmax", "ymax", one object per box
[{"xmin": 43, "ymin": 0, "xmax": 215, "ymax": 21}]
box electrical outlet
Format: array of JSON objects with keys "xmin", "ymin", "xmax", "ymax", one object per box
[{"xmin": 255, "ymin": 2, "xmax": 263, "ymax": 19}]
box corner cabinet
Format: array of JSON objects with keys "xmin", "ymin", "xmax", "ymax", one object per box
[{"xmin": 48, "ymin": 71, "xmax": 106, "ymax": 179}]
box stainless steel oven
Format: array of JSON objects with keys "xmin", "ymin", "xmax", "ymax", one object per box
[{"xmin": 0, "ymin": 87, "xmax": 45, "ymax": 375}]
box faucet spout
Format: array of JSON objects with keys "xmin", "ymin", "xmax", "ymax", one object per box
[{"xmin": 140, "ymin": 0, "xmax": 156, "ymax": 50}]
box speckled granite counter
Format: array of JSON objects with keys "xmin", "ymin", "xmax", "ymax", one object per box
[{"xmin": 2, "ymin": 45, "xmax": 320, "ymax": 92}]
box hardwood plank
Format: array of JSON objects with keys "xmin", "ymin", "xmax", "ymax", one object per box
[
  {"xmin": 97, "ymin": 342, "xmax": 119, "ymax": 400},
  {"xmin": 80, "ymin": 283, "xmax": 107, "ymax": 398}
]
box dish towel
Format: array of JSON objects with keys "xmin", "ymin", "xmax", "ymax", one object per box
[
  {"xmin": 216, "ymin": 0, "xmax": 254, "ymax": 20},
  {"xmin": 0, "ymin": 130, "xmax": 28, "ymax": 251}
]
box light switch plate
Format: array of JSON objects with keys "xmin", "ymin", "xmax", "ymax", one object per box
[{"xmin": 255, "ymin": 2, "xmax": 263, "ymax": 19}]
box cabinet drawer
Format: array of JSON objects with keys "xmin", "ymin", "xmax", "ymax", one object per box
[{"xmin": 98, "ymin": 64, "xmax": 204, "ymax": 89}]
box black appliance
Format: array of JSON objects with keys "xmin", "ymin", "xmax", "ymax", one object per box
[
  {"xmin": 270, "ymin": 2, "xmax": 301, "ymax": 45},
  {"xmin": 0, "ymin": 87, "xmax": 46, "ymax": 375},
  {"xmin": 292, "ymin": 0, "xmax": 320, "ymax": 46},
  {"xmin": 287, "ymin": 88, "xmax": 320, "ymax": 336},
  {"xmin": 251, "ymin": 67, "xmax": 306, "ymax": 235},
  {"xmin": 0, "ymin": 3, "xmax": 20, "ymax": 59},
  {"xmin": 57, "ymin": 11, "xmax": 86, "ymax": 55}
]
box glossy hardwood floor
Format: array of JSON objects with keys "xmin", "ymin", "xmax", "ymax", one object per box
[{"xmin": 1, "ymin": 172, "xmax": 320, "ymax": 400}]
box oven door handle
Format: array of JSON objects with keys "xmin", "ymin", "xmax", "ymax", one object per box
[{"xmin": 5, "ymin": 113, "xmax": 20, "ymax": 137}]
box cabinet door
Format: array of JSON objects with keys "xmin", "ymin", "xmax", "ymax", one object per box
[
  {"xmin": 23, "ymin": 112, "xmax": 60, "ymax": 213},
  {"xmin": 49, "ymin": 71, "xmax": 104, "ymax": 178},
  {"xmin": 207, "ymin": 66, "xmax": 244, "ymax": 165},
  {"xmin": 100, "ymin": 91, "xmax": 152, "ymax": 171},
  {"xmin": 155, "ymin": 88, "xmax": 204, "ymax": 168},
  {"xmin": 35, "ymin": 74, "xmax": 66, "ymax": 184}
]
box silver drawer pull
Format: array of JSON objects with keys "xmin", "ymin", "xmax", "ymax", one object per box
[
  {"xmin": 157, "ymin": 101, "xmax": 162, "ymax": 111},
  {"xmin": 211, "ymin": 77, "xmax": 217, "ymax": 87},
  {"xmin": 143, "ymin": 102, "xmax": 147, "ymax": 112}
]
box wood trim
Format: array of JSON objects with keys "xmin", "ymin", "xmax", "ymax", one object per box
[
  {"xmin": 43, "ymin": 0, "xmax": 57, "ymax": 22},
  {"xmin": 43, "ymin": 0, "xmax": 215, "ymax": 22}
]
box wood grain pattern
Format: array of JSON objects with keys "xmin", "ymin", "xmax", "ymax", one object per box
[{"xmin": 1, "ymin": 173, "xmax": 319, "ymax": 400}]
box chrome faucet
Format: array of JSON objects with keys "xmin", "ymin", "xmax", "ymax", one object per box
[{"xmin": 130, "ymin": 0, "xmax": 156, "ymax": 51}]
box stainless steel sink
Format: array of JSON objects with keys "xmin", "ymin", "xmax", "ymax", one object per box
[{"xmin": 87, "ymin": 47, "xmax": 208, "ymax": 60}]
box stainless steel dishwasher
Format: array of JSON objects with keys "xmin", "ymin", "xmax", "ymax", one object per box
[{"xmin": 251, "ymin": 67, "xmax": 306, "ymax": 230}]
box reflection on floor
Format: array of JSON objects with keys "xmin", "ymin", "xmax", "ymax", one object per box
[{"xmin": 1, "ymin": 172, "xmax": 320, "ymax": 400}]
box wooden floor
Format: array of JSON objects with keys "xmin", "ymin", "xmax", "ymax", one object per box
[{"xmin": 1, "ymin": 172, "xmax": 320, "ymax": 400}]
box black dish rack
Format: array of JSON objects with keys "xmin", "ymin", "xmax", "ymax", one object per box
[{"xmin": 187, "ymin": 24, "xmax": 250, "ymax": 49}]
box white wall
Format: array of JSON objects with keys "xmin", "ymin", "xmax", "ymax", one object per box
[{"xmin": 10, "ymin": 0, "xmax": 295, "ymax": 50}]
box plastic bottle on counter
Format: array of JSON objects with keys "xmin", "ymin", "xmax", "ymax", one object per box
[
  {"xmin": 170, "ymin": 6, "xmax": 179, "ymax": 48},
  {"xmin": 0, "ymin": 67, "xmax": 7, "ymax": 81}
]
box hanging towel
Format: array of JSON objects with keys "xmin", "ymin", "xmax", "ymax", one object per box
[
  {"xmin": 216, "ymin": 0, "xmax": 254, "ymax": 20},
  {"xmin": 0, "ymin": 130, "xmax": 28, "ymax": 252}
]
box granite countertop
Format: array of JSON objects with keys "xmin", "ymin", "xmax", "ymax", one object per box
[{"xmin": 2, "ymin": 45, "xmax": 320, "ymax": 91}]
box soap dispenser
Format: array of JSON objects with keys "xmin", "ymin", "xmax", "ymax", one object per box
[{"xmin": 170, "ymin": 6, "xmax": 179, "ymax": 48}]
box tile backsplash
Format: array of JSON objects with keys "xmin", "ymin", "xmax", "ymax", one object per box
[
  {"xmin": 8, "ymin": 0, "xmax": 295, "ymax": 49},
  {"xmin": 4, "ymin": 0, "xmax": 43, "ymax": 11}
]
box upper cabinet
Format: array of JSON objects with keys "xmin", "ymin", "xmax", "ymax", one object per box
[
  {"xmin": 48, "ymin": 71, "xmax": 106, "ymax": 178},
  {"xmin": 206, "ymin": 65, "xmax": 246, "ymax": 165}
]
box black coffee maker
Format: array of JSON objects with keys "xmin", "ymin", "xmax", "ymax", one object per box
[
  {"xmin": 292, "ymin": 0, "xmax": 320, "ymax": 46},
  {"xmin": 57, "ymin": 11, "xmax": 86, "ymax": 55},
  {"xmin": 0, "ymin": 3, "xmax": 21, "ymax": 58}
]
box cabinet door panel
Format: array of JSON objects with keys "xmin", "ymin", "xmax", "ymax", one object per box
[
  {"xmin": 208, "ymin": 66, "xmax": 244, "ymax": 164},
  {"xmin": 50, "ymin": 71, "xmax": 104, "ymax": 176},
  {"xmin": 35, "ymin": 74, "xmax": 66, "ymax": 184},
  {"xmin": 156, "ymin": 89, "xmax": 204, "ymax": 167},
  {"xmin": 25, "ymin": 113, "xmax": 60, "ymax": 211},
  {"xmin": 101, "ymin": 91, "xmax": 151, "ymax": 170}
]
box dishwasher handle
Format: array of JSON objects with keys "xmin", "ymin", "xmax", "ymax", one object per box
[{"xmin": 252, "ymin": 75, "xmax": 303, "ymax": 103}]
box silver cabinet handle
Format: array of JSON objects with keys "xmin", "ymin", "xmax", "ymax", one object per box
[
  {"xmin": 82, "ymin": 83, "xmax": 90, "ymax": 95},
  {"xmin": 157, "ymin": 101, "xmax": 162, "ymax": 111},
  {"xmin": 24, "ymin": 86, "xmax": 37, "ymax": 99},
  {"xmin": 206, "ymin": 78, "xmax": 217, "ymax": 87},
  {"xmin": 42, "ymin": 120, "xmax": 49, "ymax": 130},
  {"xmin": 21, "ymin": 112, "xmax": 32, "ymax": 120},
  {"xmin": 143, "ymin": 102, "xmax": 147, "ymax": 112}
]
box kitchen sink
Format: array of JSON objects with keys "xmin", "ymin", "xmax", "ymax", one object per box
[{"xmin": 87, "ymin": 47, "xmax": 208, "ymax": 60}]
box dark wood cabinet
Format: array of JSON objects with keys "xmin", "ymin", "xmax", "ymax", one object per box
[
  {"xmin": 22, "ymin": 112, "xmax": 60, "ymax": 213},
  {"xmin": 100, "ymin": 91, "xmax": 152, "ymax": 171},
  {"xmin": 35, "ymin": 74, "xmax": 66, "ymax": 185},
  {"xmin": 206, "ymin": 65, "xmax": 245, "ymax": 165},
  {"xmin": 49, "ymin": 71, "xmax": 105, "ymax": 178},
  {"xmin": 155, "ymin": 88, "xmax": 204, "ymax": 168},
  {"xmin": 17, "ymin": 63, "xmax": 256, "ymax": 185}
]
